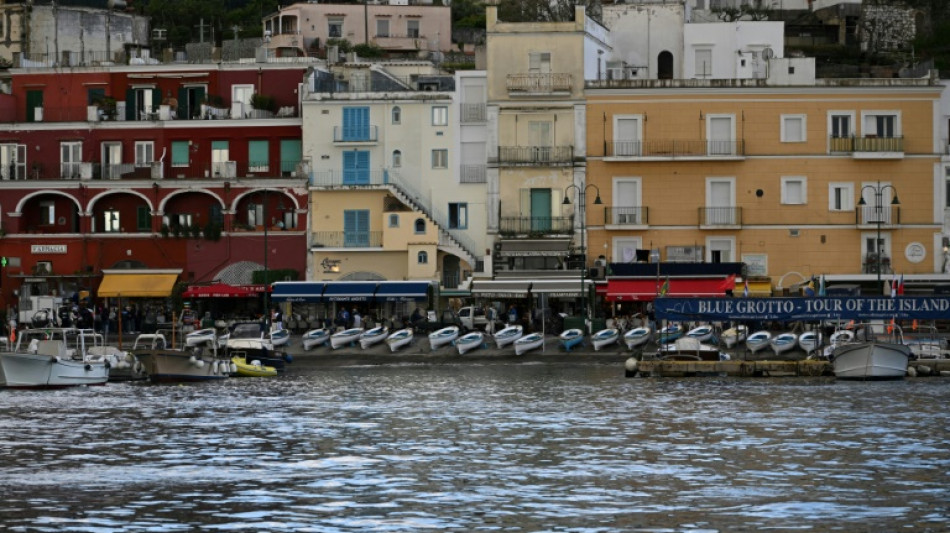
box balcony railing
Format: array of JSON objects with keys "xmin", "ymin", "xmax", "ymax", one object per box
[
  {"xmin": 863, "ymin": 253, "xmax": 893, "ymax": 274},
  {"xmin": 506, "ymin": 73, "xmax": 573, "ymax": 93},
  {"xmin": 460, "ymin": 164, "xmax": 487, "ymax": 183},
  {"xmin": 499, "ymin": 216, "xmax": 573, "ymax": 236},
  {"xmin": 605, "ymin": 206, "xmax": 649, "ymax": 226},
  {"xmin": 606, "ymin": 140, "xmax": 745, "ymax": 158},
  {"xmin": 308, "ymin": 74, "xmax": 455, "ymax": 95},
  {"xmin": 857, "ymin": 205, "xmax": 900, "ymax": 226},
  {"xmin": 22, "ymin": 160, "xmax": 307, "ymax": 181},
  {"xmin": 311, "ymin": 231, "xmax": 383, "ymax": 248},
  {"xmin": 496, "ymin": 146, "xmax": 573, "ymax": 166},
  {"xmin": 461, "ymin": 103, "xmax": 487, "ymax": 123},
  {"xmin": 310, "ymin": 169, "xmax": 390, "ymax": 187},
  {"xmin": 333, "ymin": 125, "xmax": 379, "ymax": 143},
  {"xmin": 22, "ymin": 103, "xmax": 298, "ymax": 124},
  {"xmin": 829, "ymin": 136, "xmax": 904, "ymax": 153},
  {"xmin": 699, "ymin": 206, "xmax": 742, "ymax": 226}
]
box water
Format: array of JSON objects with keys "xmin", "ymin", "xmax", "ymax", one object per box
[{"xmin": 1, "ymin": 359, "xmax": 949, "ymax": 532}]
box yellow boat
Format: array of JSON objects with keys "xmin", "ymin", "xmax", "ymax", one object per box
[{"xmin": 230, "ymin": 356, "xmax": 278, "ymax": 378}]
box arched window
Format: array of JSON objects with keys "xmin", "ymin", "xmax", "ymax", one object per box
[
  {"xmin": 392, "ymin": 150, "xmax": 402, "ymax": 167},
  {"xmin": 414, "ymin": 218, "xmax": 425, "ymax": 234},
  {"xmin": 417, "ymin": 251, "xmax": 428, "ymax": 264},
  {"xmin": 392, "ymin": 106, "xmax": 401, "ymax": 124}
]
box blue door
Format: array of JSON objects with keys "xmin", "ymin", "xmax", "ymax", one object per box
[
  {"xmin": 342, "ymin": 107, "xmax": 369, "ymax": 141},
  {"xmin": 530, "ymin": 188, "xmax": 552, "ymax": 232},
  {"xmin": 344, "ymin": 209, "xmax": 370, "ymax": 247},
  {"xmin": 343, "ymin": 150, "xmax": 370, "ymax": 185}
]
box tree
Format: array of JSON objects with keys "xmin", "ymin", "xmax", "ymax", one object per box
[{"xmin": 497, "ymin": 0, "xmax": 602, "ymax": 24}]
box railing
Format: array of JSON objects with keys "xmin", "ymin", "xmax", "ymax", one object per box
[
  {"xmin": 498, "ymin": 216, "xmax": 574, "ymax": 236},
  {"xmin": 23, "ymin": 160, "xmax": 306, "ymax": 181},
  {"xmin": 308, "ymin": 74, "xmax": 455, "ymax": 95},
  {"xmin": 856, "ymin": 205, "xmax": 900, "ymax": 226},
  {"xmin": 605, "ymin": 206, "xmax": 649, "ymax": 225},
  {"xmin": 442, "ymin": 271, "xmax": 460, "ymax": 289},
  {"xmin": 863, "ymin": 253, "xmax": 893, "ymax": 274},
  {"xmin": 333, "ymin": 125, "xmax": 379, "ymax": 143},
  {"xmin": 311, "ymin": 169, "xmax": 389, "ymax": 187},
  {"xmin": 699, "ymin": 206, "xmax": 742, "ymax": 226},
  {"xmin": 311, "ymin": 231, "xmax": 383, "ymax": 248},
  {"xmin": 606, "ymin": 140, "xmax": 745, "ymax": 158},
  {"xmin": 506, "ymin": 73, "xmax": 573, "ymax": 93},
  {"xmin": 461, "ymin": 103, "xmax": 487, "ymax": 123},
  {"xmin": 496, "ymin": 146, "xmax": 573, "ymax": 166},
  {"xmin": 854, "ymin": 136, "xmax": 904, "ymax": 153},
  {"xmin": 460, "ymin": 165, "xmax": 487, "ymax": 183},
  {"xmin": 21, "ymin": 103, "xmax": 298, "ymax": 123}
]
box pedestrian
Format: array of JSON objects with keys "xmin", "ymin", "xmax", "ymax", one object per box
[
  {"xmin": 486, "ymin": 306, "xmax": 496, "ymax": 334},
  {"xmin": 508, "ymin": 304, "xmax": 518, "ymax": 325},
  {"xmin": 352, "ymin": 308, "xmax": 362, "ymax": 329},
  {"xmin": 273, "ymin": 306, "xmax": 284, "ymax": 330}
]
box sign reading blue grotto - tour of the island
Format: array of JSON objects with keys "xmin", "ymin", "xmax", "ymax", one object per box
[{"xmin": 655, "ymin": 296, "xmax": 950, "ymax": 322}]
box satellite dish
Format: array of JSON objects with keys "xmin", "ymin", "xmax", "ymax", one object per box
[{"xmin": 762, "ymin": 47, "xmax": 775, "ymax": 60}]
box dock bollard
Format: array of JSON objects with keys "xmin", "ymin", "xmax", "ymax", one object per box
[{"xmin": 624, "ymin": 357, "xmax": 638, "ymax": 378}]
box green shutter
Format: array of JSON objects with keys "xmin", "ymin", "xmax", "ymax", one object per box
[
  {"xmin": 171, "ymin": 141, "xmax": 189, "ymax": 166},
  {"xmin": 136, "ymin": 206, "xmax": 151, "ymax": 231},
  {"xmin": 280, "ymin": 139, "xmax": 302, "ymax": 174},
  {"xmin": 248, "ymin": 140, "xmax": 268, "ymax": 170}
]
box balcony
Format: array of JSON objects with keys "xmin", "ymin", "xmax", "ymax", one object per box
[
  {"xmin": 856, "ymin": 205, "xmax": 900, "ymax": 227},
  {"xmin": 506, "ymin": 73, "xmax": 573, "ymax": 95},
  {"xmin": 21, "ymin": 103, "xmax": 298, "ymax": 124},
  {"xmin": 829, "ymin": 136, "xmax": 904, "ymax": 159},
  {"xmin": 499, "ymin": 216, "xmax": 573, "ymax": 236},
  {"xmin": 699, "ymin": 206, "xmax": 742, "ymax": 227},
  {"xmin": 495, "ymin": 146, "xmax": 573, "ymax": 166},
  {"xmin": 311, "ymin": 231, "xmax": 382, "ymax": 248},
  {"xmin": 373, "ymin": 34, "xmax": 429, "ymax": 51},
  {"xmin": 461, "ymin": 103, "xmax": 487, "ymax": 124},
  {"xmin": 863, "ymin": 253, "xmax": 893, "ymax": 274},
  {"xmin": 310, "ymin": 169, "xmax": 390, "ymax": 188},
  {"xmin": 605, "ymin": 206, "xmax": 649, "ymax": 226},
  {"xmin": 460, "ymin": 165, "xmax": 487, "ymax": 183},
  {"xmin": 333, "ymin": 125, "xmax": 379, "ymax": 143},
  {"xmin": 605, "ymin": 140, "xmax": 745, "ymax": 159}
]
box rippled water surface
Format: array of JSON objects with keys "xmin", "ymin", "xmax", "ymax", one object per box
[{"xmin": 1, "ymin": 359, "xmax": 949, "ymax": 532}]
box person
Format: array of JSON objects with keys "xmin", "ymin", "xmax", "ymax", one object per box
[
  {"xmin": 508, "ymin": 304, "xmax": 518, "ymax": 326},
  {"xmin": 162, "ymin": 90, "xmax": 178, "ymax": 117},
  {"xmin": 352, "ymin": 308, "xmax": 362, "ymax": 329},
  {"xmin": 340, "ymin": 308, "xmax": 351, "ymax": 329},
  {"xmin": 486, "ymin": 306, "xmax": 496, "ymax": 334},
  {"xmin": 410, "ymin": 307, "xmax": 423, "ymax": 325},
  {"xmin": 273, "ymin": 307, "xmax": 284, "ymax": 330}
]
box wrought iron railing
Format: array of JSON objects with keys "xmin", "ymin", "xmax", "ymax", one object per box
[
  {"xmin": 498, "ymin": 216, "xmax": 574, "ymax": 236},
  {"xmin": 311, "ymin": 231, "xmax": 383, "ymax": 248},
  {"xmin": 699, "ymin": 206, "xmax": 742, "ymax": 226},
  {"xmin": 604, "ymin": 206, "xmax": 649, "ymax": 225},
  {"xmin": 606, "ymin": 140, "xmax": 745, "ymax": 157},
  {"xmin": 496, "ymin": 146, "xmax": 573, "ymax": 166}
]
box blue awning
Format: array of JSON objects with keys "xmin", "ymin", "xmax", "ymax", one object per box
[
  {"xmin": 323, "ymin": 281, "xmax": 378, "ymax": 302},
  {"xmin": 271, "ymin": 282, "xmax": 326, "ymax": 303},
  {"xmin": 375, "ymin": 281, "xmax": 431, "ymax": 302}
]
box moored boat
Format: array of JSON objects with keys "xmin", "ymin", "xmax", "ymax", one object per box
[
  {"xmin": 720, "ymin": 325, "xmax": 748, "ymax": 348},
  {"xmin": 185, "ymin": 328, "xmax": 219, "ymax": 348},
  {"xmin": 659, "ymin": 337, "xmax": 729, "ymax": 362},
  {"xmin": 832, "ymin": 323, "xmax": 911, "ymax": 380},
  {"xmin": 429, "ymin": 326, "xmax": 460, "ymax": 350},
  {"xmin": 301, "ymin": 328, "xmax": 331, "ymax": 350},
  {"xmin": 493, "ymin": 325, "xmax": 523, "ymax": 348},
  {"xmin": 656, "ymin": 324, "xmax": 684, "ymax": 344},
  {"xmin": 386, "ymin": 328, "xmax": 414, "ymax": 352},
  {"xmin": 359, "ymin": 326, "xmax": 389, "ymax": 349},
  {"xmin": 770, "ymin": 332, "xmax": 798, "ymax": 355},
  {"xmin": 230, "ymin": 355, "xmax": 277, "ymax": 377},
  {"xmin": 591, "ymin": 328, "xmax": 620, "ymax": 351},
  {"xmin": 513, "ymin": 332, "xmax": 544, "ymax": 355},
  {"xmin": 131, "ymin": 333, "xmax": 231, "ymax": 383},
  {"xmin": 456, "ymin": 331, "xmax": 485, "ymax": 355},
  {"xmin": 0, "ymin": 328, "xmax": 110, "ymax": 388},
  {"xmin": 330, "ymin": 328, "xmax": 364, "ymax": 350},
  {"xmin": 798, "ymin": 331, "xmax": 823, "ymax": 354},
  {"xmin": 79, "ymin": 330, "xmax": 146, "ymax": 381},
  {"xmin": 270, "ymin": 328, "xmax": 291, "ymax": 347},
  {"xmin": 623, "ymin": 326, "xmax": 652, "ymax": 350},
  {"xmin": 559, "ymin": 328, "xmax": 584, "ymax": 352},
  {"xmin": 686, "ymin": 324, "xmax": 715, "ymax": 343},
  {"xmin": 745, "ymin": 331, "xmax": 772, "ymax": 354}
]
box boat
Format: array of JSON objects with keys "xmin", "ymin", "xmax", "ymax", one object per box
[
  {"xmin": 386, "ymin": 328, "xmax": 414, "ymax": 352},
  {"xmin": 659, "ymin": 337, "xmax": 730, "ymax": 362},
  {"xmin": 720, "ymin": 325, "xmax": 748, "ymax": 349},
  {"xmin": 131, "ymin": 332, "xmax": 232, "ymax": 383},
  {"xmin": 686, "ymin": 324, "xmax": 715, "ymax": 343},
  {"xmin": 559, "ymin": 329, "xmax": 584, "ymax": 352},
  {"xmin": 269, "ymin": 328, "xmax": 291, "ymax": 348},
  {"xmin": 623, "ymin": 327, "xmax": 652, "ymax": 350},
  {"xmin": 81, "ymin": 330, "xmax": 146, "ymax": 381},
  {"xmin": 224, "ymin": 322, "xmax": 291, "ymax": 371},
  {"xmin": 456, "ymin": 331, "xmax": 485, "ymax": 355},
  {"xmin": 428, "ymin": 326, "xmax": 460, "ymax": 350},
  {"xmin": 591, "ymin": 328, "xmax": 620, "ymax": 351},
  {"xmin": 185, "ymin": 328, "xmax": 220, "ymax": 348},
  {"xmin": 745, "ymin": 331, "xmax": 772, "ymax": 354},
  {"xmin": 656, "ymin": 323, "xmax": 684, "ymax": 344},
  {"xmin": 832, "ymin": 324, "xmax": 911, "ymax": 380},
  {"xmin": 493, "ymin": 325, "xmax": 523, "ymax": 348},
  {"xmin": 230, "ymin": 355, "xmax": 277, "ymax": 377},
  {"xmin": 301, "ymin": 328, "xmax": 331, "ymax": 350},
  {"xmin": 823, "ymin": 329, "xmax": 856, "ymax": 358},
  {"xmin": 798, "ymin": 331, "xmax": 823, "ymax": 354},
  {"xmin": 330, "ymin": 328, "xmax": 364, "ymax": 350},
  {"xmin": 514, "ymin": 332, "xmax": 544, "ymax": 355},
  {"xmin": 0, "ymin": 328, "xmax": 110, "ymax": 388},
  {"xmin": 359, "ymin": 326, "xmax": 389, "ymax": 349},
  {"xmin": 770, "ymin": 332, "xmax": 798, "ymax": 355},
  {"xmin": 901, "ymin": 325, "xmax": 946, "ymax": 359}
]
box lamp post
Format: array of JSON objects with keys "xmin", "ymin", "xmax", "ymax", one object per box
[
  {"xmin": 261, "ymin": 189, "xmax": 291, "ymax": 323},
  {"xmin": 857, "ymin": 181, "xmax": 900, "ymax": 294},
  {"xmin": 563, "ymin": 184, "xmax": 602, "ymax": 332}
]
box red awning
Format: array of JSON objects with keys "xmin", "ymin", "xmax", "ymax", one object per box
[
  {"xmin": 606, "ymin": 275, "xmax": 736, "ymax": 302},
  {"xmin": 182, "ymin": 283, "xmax": 261, "ymax": 298}
]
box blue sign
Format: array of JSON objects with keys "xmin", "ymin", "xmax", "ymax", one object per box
[{"xmin": 655, "ymin": 296, "xmax": 950, "ymax": 322}]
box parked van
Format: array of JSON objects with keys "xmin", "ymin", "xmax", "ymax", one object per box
[{"xmin": 458, "ymin": 306, "xmax": 488, "ymax": 331}]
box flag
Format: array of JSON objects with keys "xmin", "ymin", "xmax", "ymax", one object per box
[
  {"xmin": 887, "ymin": 317, "xmax": 896, "ymax": 334},
  {"xmin": 743, "ymin": 279, "xmax": 750, "ymax": 298},
  {"xmin": 804, "ymin": 278, "xmax": 816, "ymax": 297},
  {"xmin": 890, "ymin": 277, "xmax": 896, "ymax": 298},
  {"xmin": 897, "ymin": 274, "xmax": 905, "ymax": 296},
  {"xmin": 818, "ymin": 275, "xmax": 826, "ymax": 297},
  {"xmin": 912, "ymin": 319, "xmax": 919, "ymax": 331},
  {"xmin": 659, "ymin": 276, "xmax": 670, "ymax": 297}
]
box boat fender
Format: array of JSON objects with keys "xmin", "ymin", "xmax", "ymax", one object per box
[
  {"xmin": 194, "ymin": 359, "xmax": 205, "ymax": 369},
  {"xmin": 189, "ymin": 355, "xmax": 198, "ymax": 365},
  {"xmin": 230, "ymin": 362, "xmax": 238, "ymax": 373},
  {"xmin": 85, "ymin": 364, "xmax": 92, "ymax": 371},
  {"xmin": 907, "ymin": 366, "xmax": 917, "ymax": 378},
  {"xmin": 624, "ymin": 357, "xmax": 639, "ymax": 378},
  {"xmin": 250, "ymin": 360, "xmax": 261, "ymax": 367},
  {"xmin": 916, "ymin": 365, "xmax": 932, "ymax": 376},
  {"xmin": 51, "ymin": 356, "xmax": 60, "ymax": 363}
]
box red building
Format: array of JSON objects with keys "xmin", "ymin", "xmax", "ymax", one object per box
[{"xmin": 0, "ymin": 62, "xmax": 312, "ymax": 316}]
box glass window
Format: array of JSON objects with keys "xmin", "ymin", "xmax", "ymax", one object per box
[
  {"xmin": 449, "ymin": 203, "xmax": 468, "ymax": 229},
  {"xmin": 104, "ymin": 209, "xmax": 120, "ymax": 232},
  {"xmin": 781, "ymin": 115, "xmax": 806, "ymax": 143},
  {"xmin": 40, "ymin": 201, "xmax": 55, "ymax": 225},
  {"xmin": 829, "ymin": 182, "xmax": 853, "ymax": 211},
  {"xmin": 392, "ymin": 106, "xmax": 401, "ymax": 124},
  {"xmin": 376, "ymin": 19, "xmax": 389, "ymax": 38},
  {"xmin": 389, "ymin": 214, "xmax": 399, "ymax": 228},
  {"xmin": 392, "ymin": 150, "xmax": 401, "ymax": 167},
  {"xmin": 432, "ymin": 106, "xmax": 448, "ymax": 126},
  {"xmin": 407, "ymin": 20, "xmax": 419, "ymax": 38},
  {"xmin": 414, "ymin": 218, "xmax": 425, "ymax": 234},
  {"xmin": 135, "ymin": 141, "xmax": 154, "ymax": 167},
  {"xmin": 137, "ymin": 206, "xmax": 151, "ymax": 231},
  {"xmin": 60, "ymin": 141, "xmax": 82, "ymax": 179},
  {"xmin": 418, "ymin": 251, "xmax": 428, "ymax": 264},
  {"xmin": 432, "ymin": 149, "xmax": 448, "ymax": 169},
  {"xmin": 328, "ymin": 19, "xmax": 343, "ymax": 38}
]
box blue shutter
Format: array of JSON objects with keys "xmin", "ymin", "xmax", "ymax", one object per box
[
  {"xmin": 343, "ymin": 150, "xmax": 370, "ymax": 185},
  {"xmin": 344, "ymin": 209, "xmax": 370, "ymax": 247},
  {"xmin": 342, "ymin": 107, "xmax": 369, "ymax": 141}
]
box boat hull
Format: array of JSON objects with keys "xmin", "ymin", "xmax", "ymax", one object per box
[
  {"xmin": 301, "ymin": 329, "xmax": 331, "ymax": 350},
  {"xmin": 457, "ymin": 333, "xmax": 485, "ymax": 355},
  {"xmin": 0, "ymin": 352, "xmax": 109, "ymax": 388},
  {"xmin": 133, "ymin": 349, "xmax": 231, "ymax": 383},
  {"xmin": 330, "ymin": 329, "xmax": 364, "ymax": 350},
  {"xmin": 494, "ymin": 326, "xmax": 523, "ymax": 348},
  {"xmin": 559, "ymin": 329, "xmax": 584, "ymax": 351},
  {"xmin": 429, "ymin": 327, "xmax": 460, "ymax": 350},
  {"xmin": 387, "ymin": 330, "xmax": 414, "ymax": 352},
  {"xmin": 592, "ymin": 329, "xmax": 619, "ymax": 351},
  {"xmin": 230, "ymin": 356, "xmax": 277, "ymax": 377},
  {"xmin": 832, "ymin": 342, "xmax": 911, "ymax": 380},
  {"xmin": 623, "ymin": 328, "xmax": 651, "ymax": 349},
  {"xmin": 514, "ymin": 334, "xmax": 544, "ymax": 355},
  {"xmin": 359, "ymin": 329, "xmax": 388, "ymax": 350}
]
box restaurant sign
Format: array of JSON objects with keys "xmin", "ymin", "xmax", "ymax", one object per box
[
  {"xmin": 31, "ymin": 244, "xmax": 67, "ymax": 254},
  {"xmin": 656, "ymin": 296, "xmax": 950, "ymax": 322}
]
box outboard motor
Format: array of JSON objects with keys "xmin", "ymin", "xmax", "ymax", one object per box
[{"xmin": 31, "ymin": 309, "xmax": 52, "ymax": 329}]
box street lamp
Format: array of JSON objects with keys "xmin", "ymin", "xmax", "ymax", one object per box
[
  {"xmin": 857, "ymin": 181, "xmax": 900, "ymax": 294},
  {"xmin": 262, "ymin": 190, "xmax": 291, "ymax": 322},
  {"xmin": 563, "ymin": 184, "xmax": 602, "ymax": 332}
]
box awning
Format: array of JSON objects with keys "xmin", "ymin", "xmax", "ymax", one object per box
[
  {"xmin": 374, "ymin": 281, "xmax": 430, "ymax": 302},
  {"xmin": 497, "ymin": 239, "xmax": 572, "ymax": 257},
  {"xmin": 472, "ymin": 280, "xmax": 531, "ymax": 298},
  {"xmin": 606, "ymin": 276, "xmax": 735, "ymax": 302},
  {"xmin": 323, "ymin": 281, "xmax": 378, "ymax": 302},
  {"xmin": 734, "ymin": 279, "xmax": 773, "ymax": 298},
  {"xmin": 271, "ymin": 282, "xmax": 327, "ymax": 303},
  {"xmin": 530, "ymin": 279, "xmax": 593, "ymax": 298},
  {"xmin": 182, "ymin": 283, "xmax": 259, "ymax": 298},
  {"xmin": 98, "ymin": 272, "xmax": 179, "ymax": 298}
]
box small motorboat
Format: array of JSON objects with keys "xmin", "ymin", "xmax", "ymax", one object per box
[
  {"xmin": 746, "ymin": 331, "xmax": 772, "ymax": 354},
  {"xmin": 591, "ymin": 328, "xmax": 620, "ymax": 351},
  {"xmin": 514, "ymin": 332, "xmax": 544, "ymax": 355},
  {"xmin": 659, "ymin": 337, "xmax": 729, "ymax": 362},
  {"xmin": 720, "ymin": 325, "xmax": 748, "ymax": 349},
  {"xmin": 559, "ymin": 329, "xmax": 584, "ymax": 352},
  {"xmin": 656, "ymin": 324, "xmax": 684, "ymax": 344},
  {"xmin": 493, "ymin": 325, "xmax": 524, "ymax": 348},
  {"xmin": 230, "ymin": 355, "xmax": 277, "ymax": 377},
  {"xmin": 770, "ymin": 332, "xmax": 798, "ymax": 355},
  {"xmin": 798, "ymin": 331, "xmax": 823, "ymax": 354},
  {"xmin": 270, "ymin": 328, "xmax": 291, "ymax": 348},
  {"xmin": 429, "ymin": 326, "xmax": 460, "ymax": 350},
  {"xmin": 623, "ymin": 327, "xmax": 652, "ymax": 350},
  {"xmin": 686, "ymin": 324, "xmax": 715, "ymax": 343},
  {"xmin": 386, "ymin": 328, "xmax": 414, "ymax": 352},
  {"xmin": 185, "ymin": 328, "xmax": 218, "ymax": 347},
  {"xmin": 330, "ymin": 328, "xmax": 364, "ymax": 350},
  {"xmin": 301, "ymin": 328, "xmax": 331, "ymax": 350},
  {"xmin": 824, "ymin": 329, "xmax": 856, "ymax": 358},
  {"xmin": 456, "ymin": 331, "xmax": 485, "ymax": 355},
  {"xmin": 359, "ymin": 326, "xmax": 389, "ymax": 349}
]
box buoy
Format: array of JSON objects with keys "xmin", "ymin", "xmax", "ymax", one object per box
[
  {"xmin": 251, "ymin": 360, "xmax": 261, "ymax": 367},
  {"xmin": 624, "ymin": 357, "xmax": 639, "ymax": 378}
]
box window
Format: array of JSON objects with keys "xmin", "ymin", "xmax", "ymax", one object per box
[
  {"xmin": 528, "ymin": 52, "xmax": 551, "ymax": 73},
  {"xmin": 392, "ymin": 106, "xmax": 401, "ymax": 124},
  {"xmin": 392, "ymin": 150, "xmax": 402, "ymax": 167},
  {"xmin": 781, "ymin": 115, "xmax": 806, "ymax": 143},
  {"xmin": 432, "ymin": 106, "xmax": 448, "ymax": 126},
  {"xmin": 249, "ymin": 140, "xmax": 269, "ymax": 172},
  {"xmin": 414, "ymin": 218, "xmax": 426, "ymax": 234},
  {"xmin": 389, "ymin": 214, "xmax": 399, "ymax": 228},
  {"xmin": 449, "ymin": 203, "xmax": 468, "ymax": 229},
  {"xmin": 830, "ymin": 113, "xmax": 852, "ymax": 138},
  {"xmin": 829, "ymin": 183, "xmax": 853, "ymax": 211},
  {"xmin": 613, "ymin": 237, "xmax": 642, "ymax": 263},
  {"xmin": 407, "ymin": 20, "xmax": 419, "ymax": 38},
  {"xmin": 694, "ymin": 49, "xmax": 712, "ymax": 77},
  {"xmin": 344, "ymin": 210, "xmax": 370, "ymax": 247},
  {"xmin": 166, "ymin": 213, "xmax": 193, "ymax": 228},
  {"xmin": 781, "ymin": 177, "xmax": 807, "ymax": 205},
  {"xmin": 60, "ymin": 141, "xmax": 82, "ymax": 179},
  {"xmin": 376, "ymin": 18, "xmax": 389, "ymax": 38},
  {"xmin": 614, "ymin": 116, "xmax": 642, "ymax": 156},
  {"xmin": 863, "ymin": 112, "xmax": 899, "ymax": 138},
  {"xmin": 342, "ymin": 106, "xmax": 370, "ymax": 141},
  {"xmin": 432, "ymin": 149, "xmax": 448, "ymax": 169},
  {"xmin": 706, "ymin": 237, "xmax": 735, "ymax": 263},
  {"xmin": 706, "ymin": 115, "xmax": 735, "ymax": 156},
  {"xmin": 417, "ymin": 251, "xmax": 428, "ymax": 264},
  {"xmin": 613, "ymin": 178, "xmax": 642, "ymax": 224},
  {"xmin": 343, "ymin": 150, "xmax": 370, "ymax": 184},
  {"xmin": 0, "ymin": 143, "xmax": 26, "ymax": 180},
  {"xmin": 40, "ymin": 201, "xmax": 55, "ymax": 225},
  {"xmin": 246, "ymin": 204, "xmax": 262, "ymax": 227},
  {"xmin": 137, "ymin": 206, "xmax": 151, "ymax": 231},
  {"xmin": 135, "ymin": 141, "xmax": 154, "ymax": 167},
  {"xmin": 104, "ymin": 209, "xmax": 120, "ymax": 233},
  {"xmin": 328, "ymin": 18, "xmax": 343, "ymax": 38},
  {"xmin": 171, "ymin": 141, "xmax": 189, "ymax": 168},
  {"xmin": 211, "ymin": 140, "xmax": 231, "ymax": 177}
]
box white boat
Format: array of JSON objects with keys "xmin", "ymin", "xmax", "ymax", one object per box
[
  {"xmin": 720, "ymin": 325, "xmax": 748, "ymax": 348},
  {"xmin": 798, "ymin": 331, "xmax": 823, "ymax": 354},
  {"xmin": 623, "ymin": 326, "xmax": 652, "ymax": 350},
  {"xmin": 770, "ymin": 332, "xmax": 798, "ymax": 355},
  {"xmin": 659, "ymin": 337, "xmax": 730, "ymax": 362},
  {"xmin": 131, "ymin": 333, "xmax": 231, "ymax": 383},
  {"xmin": 224, "ymin": 322, "xmax": 289, "ymax": 371},
  {"xmin": 824, "ymin": 329, "xmax": 856, "ymax": 358},
  {"xmin": 493, "ymin": 325, "xmax": 524, "ymax": 348},
  {"xmin": 386, "ymin": 328, "xmax": 414, "ymax": 352},
  {"xmin": 80, "ymin": 330, "xmax": 145, "ymax": 381},
  {"xmin": 514, "ymin": 332, "xmax": 544, "ymax": 355},
  {"xmin": 746, "ymin": 331, "xmax": 772, "ymax": 354},
  {"xmin": 185, "ymin": 328, "xmax": 219, "ymax": 347},
  {"xmin": 686, "ymin": 324, "xmax": 715, "ymax": 343},
  {"xmin": 0, "ymin": 328, "xmax": 110, "ymax": 388},
  {"xmin": 269, "ymin": 328, "xmax": 291, "ymax": 347},
  {"xmin": 428, "ymin": 326, "xmax": 460, "ymax": 350},
  {"xmin": 456, "ymin": 331, "xmax": 485, "ymax": 355},
  {"xmin": 559, "ymin": 329, "xmax": 584, "ymax": 351},
  {"xmin": 833, "ymin": 341, "xmax": 911, "ymax": 380},
  {"xmin": 330, "ymin": 328, "xmax": 364, "ymax": 350},
  {"xmin": 901, "ymin": 325, "xmax": 945, "ymax": 359},
  {"xmin": 591, "ymin": 328, "xmax": 620, "ymax": 351},
  {"xmin": 656, "ymin": 324, "xmax": 684, "ymax": 344},
  {"xmin": 301, "ymin": 328, "xmax": 331, "ymax": 350},
  {"xmin": 359, "ymin": 326, "xmax": 389, "ymax": 349}
]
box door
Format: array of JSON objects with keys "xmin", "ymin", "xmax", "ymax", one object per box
[
  {"xmin": 708, "ymin": 116, "xmax": 734, "ymax": 155},
  {"xmin": 343, "ymin": 150, "xmax": 370, "ymax": 185},
  {"xmin": 530, "ymin": 188, "xmax": 552, "ymax": 232},
  {"xmin": 101, "ymin": 142, "xmax": 122, "ymax": 180},
  {"xmin": 342, "ymin": 107, "xmax": 370, "ymax": 141},
  {"xmin": 529, "ymin": 121, "xmax": 552, "ymax": 162},
  {"xmin": 26, "ymin": 90, "xmax": 43, "ymax": 122},
  {"xmin": 707, "ymin": 180, "xmax": 734, "ymax": 225},
  {"xmin": 280, "ymin": 139, "xmax": 302, "ymax": 175},
  {"xmin": 344, "ymin": 209, "xmax": 370, "ymax": 247},
  {"xmin": 615, "ymin": 117, "xmax": 641, "ymax": 156},
  {"xmin": 615, "ymin": 180, "xmax": 640, "ymax": 224}
]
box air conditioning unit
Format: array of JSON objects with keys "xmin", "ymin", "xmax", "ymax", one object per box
[
  {"xmin": 588, "ymin": 265, "xmax": 605, "ymax": 279},
  {"xmin": 213, "ymin": 161, "xmax": 236, "ymax": 178}
]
